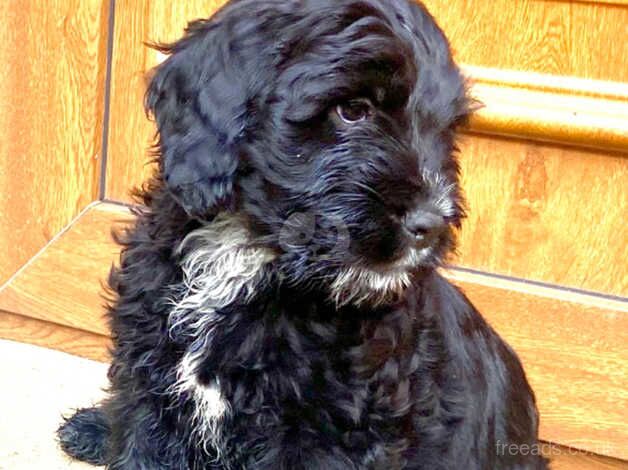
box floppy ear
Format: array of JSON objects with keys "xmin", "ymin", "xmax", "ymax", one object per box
[{"xmin": 145, "ymin": 20, "xmax": 248, "ymax": 218}]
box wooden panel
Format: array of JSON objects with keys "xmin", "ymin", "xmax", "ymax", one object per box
[
  {"xmin": 0, "ymin": 203, "xmax": 133, "ymax": 336},
  {"xmin": 455, "ymin": 134, "xmax": 627, "ymax": 296},
  {"xmin": 105, "ymin": 0, "xmax": 227, "ymax": 202},
  {"xmin": 0, "ymin": 310, "xmax": 110, "ymax": 362},
  {"xmin": 0, "ymin": 0, "xmax": 110, "ymax": 285},
  {"xmin": 423, "ymin": 0, "xmax": 628, "ymax": 82},
  {"xmin": 545, "ymin": 446, "xmax": 628, "ymax": 469},
  {"xmin": 448, "ymin": 269, "xmax": 628, "ymax": 460}
]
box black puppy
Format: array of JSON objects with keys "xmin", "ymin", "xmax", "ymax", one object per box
[{"xmin": 58, "ymin": 0, "xmax": 547, "ymax": 468}]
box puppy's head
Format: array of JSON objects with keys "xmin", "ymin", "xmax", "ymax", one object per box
[{"xmin": 147, "ymin": 0, "xmax": 472, "ymax": 306}]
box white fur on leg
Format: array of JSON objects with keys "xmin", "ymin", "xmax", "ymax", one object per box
[
  {"xmin": 176, "ymin": 352, "xmax": 230, "ymax": 454},
  {"xmin": 168, "ymin": 213, "xmax": 276, "ymax": 457}
]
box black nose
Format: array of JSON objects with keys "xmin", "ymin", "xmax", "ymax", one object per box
[{"xmin": 403, "ymin": 210, "xmax": 446, "ymax": 247}]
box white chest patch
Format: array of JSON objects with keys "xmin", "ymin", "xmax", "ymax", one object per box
[{"xmin": 169, "ymin": 214, "xmax": 276, "ymax": 326}]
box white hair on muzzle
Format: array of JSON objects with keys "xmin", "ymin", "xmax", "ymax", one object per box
[{"xmin": 331, "ymin": 248, "xmax": 423, "ymax": 307}]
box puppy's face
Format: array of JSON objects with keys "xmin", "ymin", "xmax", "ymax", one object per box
[{"xmin": 147, "ymin": 0, "xmax": 471, "ymax": 305}]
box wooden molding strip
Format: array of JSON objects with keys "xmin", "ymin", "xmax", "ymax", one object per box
[
  {"xmin": 0, "ymin": 201, "xmax": 102, "ymax": 293},
  {"xmin": 1, "ymin": 202, "xmax": 626, "ymax": 459},
  {"xmin": 464, "ymin": 66, "xmax": 628, "ymax": 101},
  {"xmin": 462, "ymin": 66, "xmax": 628, "ymax": 153}
]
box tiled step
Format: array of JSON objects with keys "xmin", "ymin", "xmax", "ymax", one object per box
[{"xmin": 0, "ymin": 339, "xmax": 108, "ymax": 469}]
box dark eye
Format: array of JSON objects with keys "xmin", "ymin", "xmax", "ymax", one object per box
[{"xmin": 334, "ymin": 98, "xmax": 373, "ymax": 125}]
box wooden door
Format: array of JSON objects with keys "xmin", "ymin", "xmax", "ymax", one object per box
[{"xmin": 1, "ymin": 0, "xmax": 626, "ymax": 467}]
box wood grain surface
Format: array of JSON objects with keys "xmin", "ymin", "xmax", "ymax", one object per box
[
  {"xmin": 0, "ymin": 0, "xmax": 110, "ymax": 285},
  {"xmin": 423, "ymin": 0, "xmax": 628, "ymax": 82},
  {"xmin": 0, "ymin": 310, "xmax": 110, "ymax": 362},
  {"xmin": 569, "ymin": 0, "xmax": 628, "ymax": 6},
  {"xmin": 455, "ymin": 134, "xmax": 627, "ymax": 297},
  {"xmin": 545, "ymin": 446, "xmax": 628, "ymax": 470},
  {"xmin": 0, "ymin": 203, "xmax": 133, "ymax": 335}
]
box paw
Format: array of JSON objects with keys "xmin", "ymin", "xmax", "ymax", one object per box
[{"xmin": 57, "ymin": 407, "xmax": 109, "ymax": 466}]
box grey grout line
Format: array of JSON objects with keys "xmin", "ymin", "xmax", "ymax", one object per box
[
  {"xmin": 99, "ymin": 0, "xmax": 116, "ymax": 201},
  {"xmin": 447, "ymin": 265, "xmax": 628, "ymax": 304}
]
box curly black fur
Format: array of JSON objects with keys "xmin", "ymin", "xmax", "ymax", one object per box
[{"xmin": 59, "ymin": 0, "xmax": 548, "ymax": 468}]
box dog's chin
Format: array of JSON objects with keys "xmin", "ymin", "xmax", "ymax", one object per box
[{"xmin": 329, "ymin": 245, "xmax": 438, "ymax": 308}]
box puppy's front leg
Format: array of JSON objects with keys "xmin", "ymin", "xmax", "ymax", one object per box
[{"xmin": 104, "ymin": 398, "xmax": 192, "ymax": 470}]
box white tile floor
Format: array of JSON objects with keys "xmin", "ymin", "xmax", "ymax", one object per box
[{"xmin": 0, "ymin": 340, "xmax": 109, "ymax": 469}]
